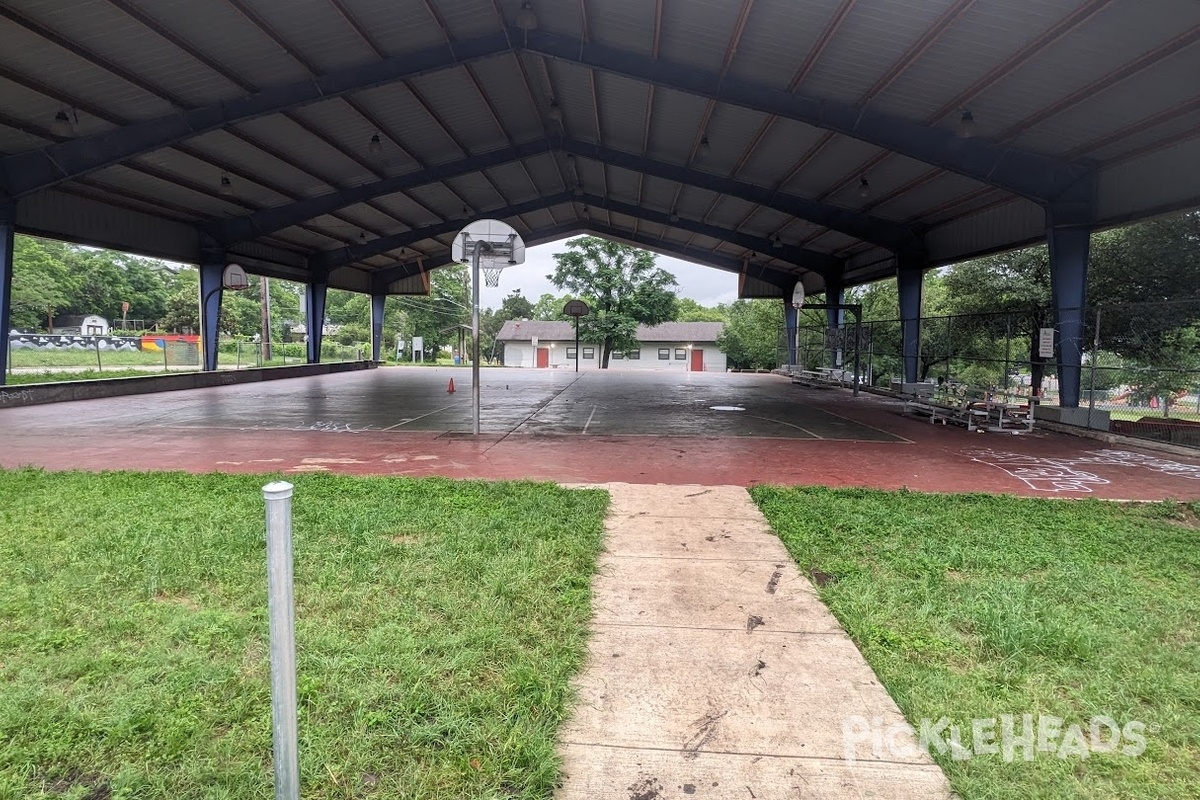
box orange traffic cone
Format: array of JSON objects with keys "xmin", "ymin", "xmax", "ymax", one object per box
[{"xmin": 447, "ymin": 378, "xmax": 456, "ymax": 394}]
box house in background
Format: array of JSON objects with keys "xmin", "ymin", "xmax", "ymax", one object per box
[
  {"xmin": 497, "ymin": 321, "xmax": 726, "ymax": 371},
  {"xmin": 51, "ymin": 314, "xmax": 109, "ymax": 335}
]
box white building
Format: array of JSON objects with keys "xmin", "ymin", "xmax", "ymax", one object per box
[
  {"xmin": 50, "ymin": 314, "xmax": 109, "ymax": 335},
  {"xmin": 497, "ymin": 321, "xmax": 727, "ymax": 371}
]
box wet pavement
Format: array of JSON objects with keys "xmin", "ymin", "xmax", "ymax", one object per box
[{"xmin": 2, "ymin": 366, "xmax": 1199, "ymax": 500}]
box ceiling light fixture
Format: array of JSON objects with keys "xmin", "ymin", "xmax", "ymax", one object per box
[
  {"xmin": 218, "ymin": 172, "xmax": 233, "ymax": 197},
  {"xmin": 547, "ymin": 100, "xmax": 563, "ymax": 123},
  {"xmin": 858, "ymin": 177, "xmax": 870, "ymax": 198},
  {"xmin": 581, "ymin": 204, "xmax": 590, "ymax": 220},
  {"xmin": 699, "ymin": 134, "xmax": 711, "ymax": 156},
  {"xmin": 368, "ymin": 133, "xmax": 383, "ymax": 155},
  {"xmin": 573, "ymin": 182, "xmax": 584, "ymax": 197},
  {"xmin": 669, "ymin": 209, "xmax": 679, "ymax": 222},
  {"xmin": 461, "ymin": 204, "xmax": 470, "ymax": 218},
  {"xmin": 50, "ymin": 108, "xmax": 76, "ymax": 138},
  {"xmin": 515, "ymin": 1, "xmax": 538, "ymax": 30},
  {"xmin": 772, "ymin": 233, "xmax": 783, "ymax": 249},
  {"xmin": 359, "ymin": 231, "xmax": 368, "ymax": 244},
  {"xmin": 957, "ymin": 109, "xmax": 976, "ymax": 139}
]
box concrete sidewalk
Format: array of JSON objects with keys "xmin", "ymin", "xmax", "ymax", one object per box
[{"xmin": 555, "ymin": 484, "xmax": 952, "ymax": 799}]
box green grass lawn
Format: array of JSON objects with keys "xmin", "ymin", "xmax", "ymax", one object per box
[
  {"xmin": 10, "ymin": 349, "xmax": 173, "ymax": 369},
  {"xmin": 0, "ymin": 470, "xmax": 608, "ymax": 799},
  {"xmin": 751, "ymin": 486, "xmax": 1200, "ymax": 799}
]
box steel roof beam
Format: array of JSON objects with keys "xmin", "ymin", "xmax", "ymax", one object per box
[
  {"xmin": 0, "ymin": 32, "xmax": 512, "ymax": 199},
  {"xmin": 522, "ymin": 29, "xmax": 1095, "ymax": 206},
  {"xmin": 206, "ymin": 140, "xmax": 554, "ymax": 244},
  {"xmin": 364, "ymin": 194, "xmax": 828, "ymax": 288},
  {"xmin": 575, "ymin": 193, "xmax": 840, "ymax": 276},
  {"xmin": 349, "ymin": 190, "xmax": 838, "ymax": 283},
  {"xmin": 562, "ymin": 139, "xmax": 922, "ymax": 254},
  {"xmin": 319, "ymin": 193, "xmax": 578, "ymax": 274},
  {"xmin": 372, "ymin": 219, "xmax": 800, "ymax": 295},
  {"xmin": 206, "ymin": 136, "xmax": 915, "ymax": 255}
]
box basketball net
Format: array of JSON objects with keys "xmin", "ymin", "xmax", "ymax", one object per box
[{"xmin": 483, "ymin": 267, "xmax": 502, "ymax": 288}]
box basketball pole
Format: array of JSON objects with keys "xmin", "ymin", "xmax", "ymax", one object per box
[{"xmin": 471, "ymin": 239, "xmax": 483, "ymax": 435}]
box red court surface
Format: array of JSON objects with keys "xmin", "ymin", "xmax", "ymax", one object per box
[{"xmin": 2, "ymin": 368, "xmax": 1198, "ymax": 501}]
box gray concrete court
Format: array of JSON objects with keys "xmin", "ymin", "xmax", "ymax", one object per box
[{"xmin": 13, "ymin": 366, "xmax": 902, "ymax": 442}]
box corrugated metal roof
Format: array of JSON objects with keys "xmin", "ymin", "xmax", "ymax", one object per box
[{"xmin": 1, "ymin": 0, "xmax": 1197, "ymax": 294}]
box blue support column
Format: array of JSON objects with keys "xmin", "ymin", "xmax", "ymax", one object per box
[
  {"xmin": 305, "ymin": 278, "xmax": 328, "ymax": 364},
  {"xmin": 783, "ymin": 300, "xmax": 798, "ymax": 367},
  {"xmin": 1048, "ymin": 223, "xmax": 1091, "ymax": 408},
  {"xmin": 897, "ymin": 265, "xmax": 924, "ymax": 384},
  {"xmin": 198, "ymin": 251, "xmax": 224, "ymax": 372},
  {"xmin": 825, "ymin": 282, "xmax": 845, "ymax": 367},
  {"xmin": 370, "ymin": 293, "xmax": 386, "ymax": 362},
  {"xmin": 0, "ymin": 203, "xmax": 14, "ymax": 386}
]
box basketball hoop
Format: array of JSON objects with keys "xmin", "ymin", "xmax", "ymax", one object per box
[{"xmin": 483, "ymin": 266, "xmax": 502, "ymax": 288}]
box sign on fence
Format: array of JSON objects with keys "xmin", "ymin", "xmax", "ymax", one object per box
[{"xmin": 1038, "ymin": 327, "xmax": 1055, "ymax": 358}]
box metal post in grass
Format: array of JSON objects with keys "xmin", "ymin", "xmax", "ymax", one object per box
[
  {"xmin": 95, "ymin": 338, "xmax": 102, "ymax": 373},
  {"xmin": 262, "ymin": 481, "xmax": 300, "ymax": 800}
]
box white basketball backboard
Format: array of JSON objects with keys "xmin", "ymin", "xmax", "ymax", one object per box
[
  {"xmin": 451, "ymin": 219, "xmax": 526, "ymax": 266},
  {"xmin": 791, "ymin": 283, "xmax": 806, "ymax": 309}
]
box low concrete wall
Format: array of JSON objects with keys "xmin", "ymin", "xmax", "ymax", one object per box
[{"xmin": 0, "ymin": 361, "xmax": 376, "ymax": 409}]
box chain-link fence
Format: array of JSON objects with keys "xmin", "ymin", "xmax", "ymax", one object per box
[
  {"xmin": 6, "ymin": 333, "xmax": 368, "ymax": 384},
  {"xmin": 781, "ymin": 300, "xmax": 1200, "ymax": 448}
]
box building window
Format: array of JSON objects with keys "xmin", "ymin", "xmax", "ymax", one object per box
[
  {"xmin": 582, "ymin": 347, "xmax": 595, "ymax": 359},
  {"xmin": 675, "ymin": 348, "xmax": 687, "ymax": 360},
  {"xmin": 612, "ymin": 351, "xmax": 624, "ymax": 360},
  {"xmin": 658, "ymin": 348, "xmax": 670, "ymax": 360},
  {"xmin": 566, "ymin": 347, "xmax": 577, "ymax": 359},
  {"xmin": 627, "ymin": 349, "xmax": 640, "ymax": 360}
]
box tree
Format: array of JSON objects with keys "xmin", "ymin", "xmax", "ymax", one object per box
[
  {"xmin": 400, "ymin": 263, "xmax": 470, "ymax": 358},
  {"xmin": 941, "ymin": 248, "xmax": 1053, "ymax": 391},
  {"xmin": 549, "ymin": 237, "xmax": 678, "ymax": 367},
  {"xmin": 717, "ymin": 300, "xmax": 783, "ymax": 370},
  {"xmin": 674, "ymin": 298, "xmax": 727, "ymax": 322},
  {"xmin": 9, "ymin": 236, "xmax": 71, "ymax": 330},
  {"xmin": 531, "ymin": 292, "xmax": 571, "ymax": 321},
  {"xmin": 480, "ymin": 290, "xmax": 536, "ymax": 362}
]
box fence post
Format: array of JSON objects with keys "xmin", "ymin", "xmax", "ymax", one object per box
[
  {"xmin": 1088, "ymin": 306, "xmax": 1101, "ymax": 426},
  {"xmin": 1003, "ymin": 316, "xmax": 1013, "ymax": 393},
  {"xmin": 163, "ymin": 341, "xmax": 169, "ymax": 373},
  {"xmin": 95, "ymin": 338, "xmax": 102, "ymax": 373},
  {"xmin": 262, "ymin": 481, "xmax": 300, "ymax": 800}
]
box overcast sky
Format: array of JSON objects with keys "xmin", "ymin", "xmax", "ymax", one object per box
[{"xmin": 479, "ymin": 236, "xmax": 737, "ymax": 311}]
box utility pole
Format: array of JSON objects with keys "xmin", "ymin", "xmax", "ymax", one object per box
[{"xmin": 260, "ymin": 276, "xmax": 273, "ymax": 361}]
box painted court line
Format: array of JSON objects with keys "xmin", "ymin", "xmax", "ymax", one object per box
[
  {"xmin": 381, "ymin": 402, "xmax": 462, "ymax": 430},
  {"xmin": 582, "ymin": 404, "xmax": 598, "ymax": 434}
]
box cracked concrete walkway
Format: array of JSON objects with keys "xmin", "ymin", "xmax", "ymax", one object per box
[{"xmin": 555, "ymin": 484, "xmax": 952, "ymax": 799}]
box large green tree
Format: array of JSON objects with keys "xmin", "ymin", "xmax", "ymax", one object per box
[
  {"xmin": 549, "ymin": 237, "xmax": 678, "ymax": 367},
  {"xmin": 717, "ymin": 300, "xmax": 783, "ymax": 370},
  {"xmin": 674, "ymin": 297, "xmax": 727, "ymax": 322}
]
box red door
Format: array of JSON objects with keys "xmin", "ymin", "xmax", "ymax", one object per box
[
  {"xmin": 690, "ymin": 348, "xmax": 704, "ymax": 372},
  {"xmin": 536, "ymin": 347, "xmax": 550, "ymax": 368}
]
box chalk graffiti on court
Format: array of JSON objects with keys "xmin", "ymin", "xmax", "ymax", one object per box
[
  {"xmin": 0, "ymin": 388, "xmax": 35, "ymax": 404},
  {"xmin": 964, "ymin": 449, "xmax": 1111, "ymax": 493},
  {"xmin": 292, "ymin": 421, "xmax": 377, "ymax": 434},
  {"xmin": 964, "ymin": 448, "xmax": 1200, "ymax": 493},
  {"xmin": 1079, "ymin": 449, "xmax": 1200, "ymax": 480}
]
